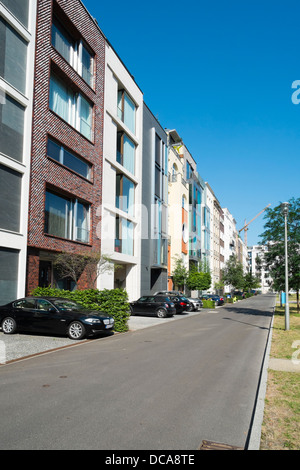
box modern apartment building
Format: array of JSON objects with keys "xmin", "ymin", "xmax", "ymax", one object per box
[
  {"xmin": 248, "ymin": 245, "xmax": 272, "ymax": 293},
  {"xmin": 140, "ymin": 103, "xmax": 168, "ymax": 294},
  {"xmin": 98, "ymin": 40, "xmax": 143, "ymax": 301},
  {"xmin": 26, "ymin": 0, "xmax": 105, "ymax": 293},
  {"xmin": 206, "ymin": 182, "xmax": 222, "ymax": 288},
  {"xmin": 0, "ymin": 0, "xmax": 37, "ymax": 304},
  {"xmin": 166, "ymin": 129, "xmax": 189, "ymax": 288}
]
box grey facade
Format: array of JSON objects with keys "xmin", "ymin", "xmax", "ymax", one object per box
[{"xmin": 141, "ymin": 103, "xmax": 168, "ymax": 295}]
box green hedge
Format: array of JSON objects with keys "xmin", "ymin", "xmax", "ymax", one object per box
[
  {"xmin": 202, "ymin": 300, "xmax": 215, "ymax": 309},
  {"xmin": 31, "ymin": 287, "xmax": 130, "ymax": 332}
]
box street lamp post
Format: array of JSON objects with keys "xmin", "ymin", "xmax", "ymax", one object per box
[{"xmin": 281, "ymin": 202, "xmax": 290, "ymax": 330}]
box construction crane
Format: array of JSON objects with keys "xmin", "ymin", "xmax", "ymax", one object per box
[{"xmin": 239, "ymin": 204, "xmax": 271, "ymax": 247}]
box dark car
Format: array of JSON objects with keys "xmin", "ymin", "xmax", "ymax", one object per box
[
  {"xmin": 208, "ymin": 295, "xmax": 225, "ymax": 306},
  {"xmin": 200, "ymin": 294, "xmax": 224, "ymax": 306},
  {"xmin": 153, "ymin": 291, "xmax": 193, "ymax": 313},
  {"xmin": 167, "ymin": 296, "xmax": 193, "ymax": 314},
  {"xmin": 0, "ymin": 297, "xmax": 115, "ymax": 340},
  {"xmin": 130, "ymin": 296, "xmax": 176, "ymax": 318}
]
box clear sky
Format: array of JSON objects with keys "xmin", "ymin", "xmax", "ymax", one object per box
[{"xmin": 83, "ymin": 0, "xmax": 300, "ymax": 246}]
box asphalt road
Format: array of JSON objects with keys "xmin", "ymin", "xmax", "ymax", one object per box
[{"xmin": 0, "ymin": 294, "xmax": 275, "ymax": 450}]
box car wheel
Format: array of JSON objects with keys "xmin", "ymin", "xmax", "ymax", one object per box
[
  {"xmin": 156, "ymin": 308, "xmax": 167, "ymax": 318},
  {"xmin": 129, "ymin": 306, "xmax": 135, "ymax": 316},
  {"xmin": 68, "ymin": 321, "xmax": 86, "ymax": 340},
  {"xmin": 2, "ymin": 317, "xmax": 17, "ymax": 334}
]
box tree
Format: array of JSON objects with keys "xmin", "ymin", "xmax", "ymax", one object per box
[
  {"xmin": 259, "ymin": 197, "xmax": 300, "ymax": 310},
  {"xmin": 186, "ymin": 269, "xmax": 211, "ymax": 291},
  {"xmin": 53, "ymin": 251, "xmax": 116, "ymax": 289},
  {"xmin": 222, "ymin": 254, "xmax": 244, "ymax": 291},
  {"xmin": 172, "ymin": 256, "xmax": 188, "ymax": 291},
  {"xmin": 243, "ymin": 272, "xmax": 260, "ymax": 292}
]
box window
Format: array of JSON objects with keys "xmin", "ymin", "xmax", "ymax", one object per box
[
  {"xmin": 51, "ymin": 18, "xmax": 74, "ymax": 65},
  {"xmin": 0, "ymin": 93, "xmax": 25, "ymax": 162},
  {"xmin": 115, "ymin": 216, "xmax": 134, "ymax": 256},
  {"xmin": 116, "ymin": 174, "xmax": 134, "ymax": 215},
  {"xmin": 45, "ymin": 190, "xmax": 90, "ymax": 243},
  {"xmin": 49, "ymin": 74, "xmax": 93, "ymax": 140},
  {"xmin": 0, "ymin": 164, "xmax": 21, "ymax": 232},
  {"xmin": 47, "ymin": 138, "xmax": 91, "ymax": 179},
  {"xmin": 0, "ymin": 18, "xmax": 27, "ymax": 94},
  {"xmin": 36, "ymin": 299, "xmax": 54, "ymax": 311},
  {"xmin": 0, "ymin": 248, "xmax": 19, "ymax": 305},
  {"xmin": 2, "ymin": 0, "xmax": 29, "ymax": 28},
  {"xmin": 117, "ymin": 90, "xmax": 136, "ymax": 134},
  {"xmin": 14, "ymin": 298, "xmax": 35, "ymax": 309},
  {"xmin": 117, "ymin": 132, "xmax": 135, "ymax": 174},
  {"xmin": 51, "ymin": 18, "xmax": 94, "ymax": 88},
  {"xmin": 155, "ymin": 165, "xmax": 161, "ymax": 198}
]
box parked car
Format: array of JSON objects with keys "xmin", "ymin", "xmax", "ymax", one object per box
[
  {"xmin": 200, "ymin": 294, "xmax": 225, "ymax": 306},
  {"xmin": 154, "ymin": 291, "xmax": 193, "ymax": 313},
  {"xmin": 186, "ymin": 298, "xmax": 202, "ymax": 310},
  {"xmin": 0, "ymin": 297, "xmax": 115, "ymax": 340},
  {"xmin": 130, "ymin": 296, "xmax": 176, "ymax": 318},
  {"xmin": 167, "ymin": 296, "xmax": 192, "ymax": 313},
  {"xmin": 208, "ymin": 295, "xmax": 225, "ymax": 306}
]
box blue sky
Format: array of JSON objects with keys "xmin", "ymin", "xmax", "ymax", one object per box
[{"xmin": 83, "ymin": 0, "xmax": 300, "ymax": 246}]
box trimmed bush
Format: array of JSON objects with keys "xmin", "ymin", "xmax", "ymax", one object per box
[
  {"xmin": 202, "ymin": 300, "xmax": 215, "ymax": 309},
  {"xmin": 31, "ymin": 287, "xmax": 130, "ymax": 332}
]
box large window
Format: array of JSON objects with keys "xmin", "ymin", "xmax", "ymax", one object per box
[
  {"xmin": 0, "ymin": 248, "xmax": 19, "ymax": 305},
  {"xmin": 115, "ymin": 216, "xmax": 134, "ymax": 256},
  {"xmin": 0, "ymin": 164, "xmax": 21, "ymax": 233},
  {"xmin": 1, "ymin": 0, "xmax": 29, "ymax": 28},
  {"xmin": 117, "ymin": 132, "xmax": 135, "ymax": 174},
  {"xmin": 51, "ymin": 18, "xmax": 94, "ymax": 88},
  {"xmin": 117, "ymin": 90, "xmax": 136, "ymax": 134},
  {"xmin": 0, "ymin": 17, "xmax": 27, "ymax": 94},
  {"xmin": 49, "ymin": 74, "xmax": 93, "ymax": 140},
  {"xmin": 45, "ymin": 190, "xmax": 90, "ymax": 243},
  {"xmin": 116, "ymin": 174, "xmax": 134, "ymax": 215},
  {"xmin": 0, "ymin": 93, "xmax": 25, "ymax": 162},
  {"xmin": 47, "ymin": 137, "xmax": 91, "ymax": 180}
]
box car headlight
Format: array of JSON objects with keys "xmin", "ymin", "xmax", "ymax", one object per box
[
  {"xmin": 103, "ymin": 318, "xmax": 114, "ymax": 325},
  {"xmin": 85, "ymin": 318, "xmax": 102, "ymax": 324}
]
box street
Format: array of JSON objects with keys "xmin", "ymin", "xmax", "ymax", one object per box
[{"xmin": 0, "ymin": 294, "xmax": 275, "ymax": 450}]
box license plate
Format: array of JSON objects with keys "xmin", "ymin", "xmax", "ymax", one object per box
[{"xmin": 106, "ymin": 324, "xmax": 113, "ymax": 328}]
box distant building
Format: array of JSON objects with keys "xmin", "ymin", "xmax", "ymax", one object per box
[{"xmin": 248, "ymin": 245, "xmax": 272, "ymax": 293}]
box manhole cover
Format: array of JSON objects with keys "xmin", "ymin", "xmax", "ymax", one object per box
[{"xmin": 199, "ymin": 440, "xmax": 244, "ymax": 450}]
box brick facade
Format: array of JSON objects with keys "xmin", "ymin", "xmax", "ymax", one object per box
[{"xmin": 27, "ymin": 0, "xmax": 106, "ymax": 292}]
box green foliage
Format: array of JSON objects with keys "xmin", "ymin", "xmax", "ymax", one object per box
[
  {"xmin": 186, "ymin": 270, "xmax": 211, "ymax": 291},
  {"xmin": 172, "ymin": 256, "xmax": 188, "ymax": 290},
  {"xmin": 260, "ymin": 198, "xmax": 300, "ymax": 300},
  {"xmin": 202, "ymin": 300, "xmax": 215, "ymax": 309},
  {"xmin": 222, "ymin": 254, "xmax": 245, "ymax": 291},
  {"xmin": 31, "ymin": 287, "xmax": 130, "ymax": 332}
]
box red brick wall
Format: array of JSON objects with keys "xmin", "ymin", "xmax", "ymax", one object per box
[{"xmin": 27, "ymin": 0, "xmax": 106, "ymax": 292}]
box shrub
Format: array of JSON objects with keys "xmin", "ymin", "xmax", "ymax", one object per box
[
  {"xmin": 202, "ymin": 300, "xmax": 215, "ymax": 309},
  {"xmin": 31, "ymin": 287, "xmax": 130, "ymax": 332}
]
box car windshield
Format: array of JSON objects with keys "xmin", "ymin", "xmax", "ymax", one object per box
[{"xmin": 51, "ymin": 299, "xmax": 86, "ymax": 311}]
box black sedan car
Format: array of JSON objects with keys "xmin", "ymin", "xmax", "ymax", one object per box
[
  {"xmin": 0, "ymin": 297, "xmax": 115, "ymax": 340},
  {"xmin": 168, "ymin": 295, "xmax": 193, "ymax": 313},
  {"xmin": 130, "ymin": 296, "xmax": 176, "ymax": 318}
]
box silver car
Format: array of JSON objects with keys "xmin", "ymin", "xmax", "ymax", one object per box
[{"xmin": 186, "ymin": 298, "xmax": 202, "ymax": 311}]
